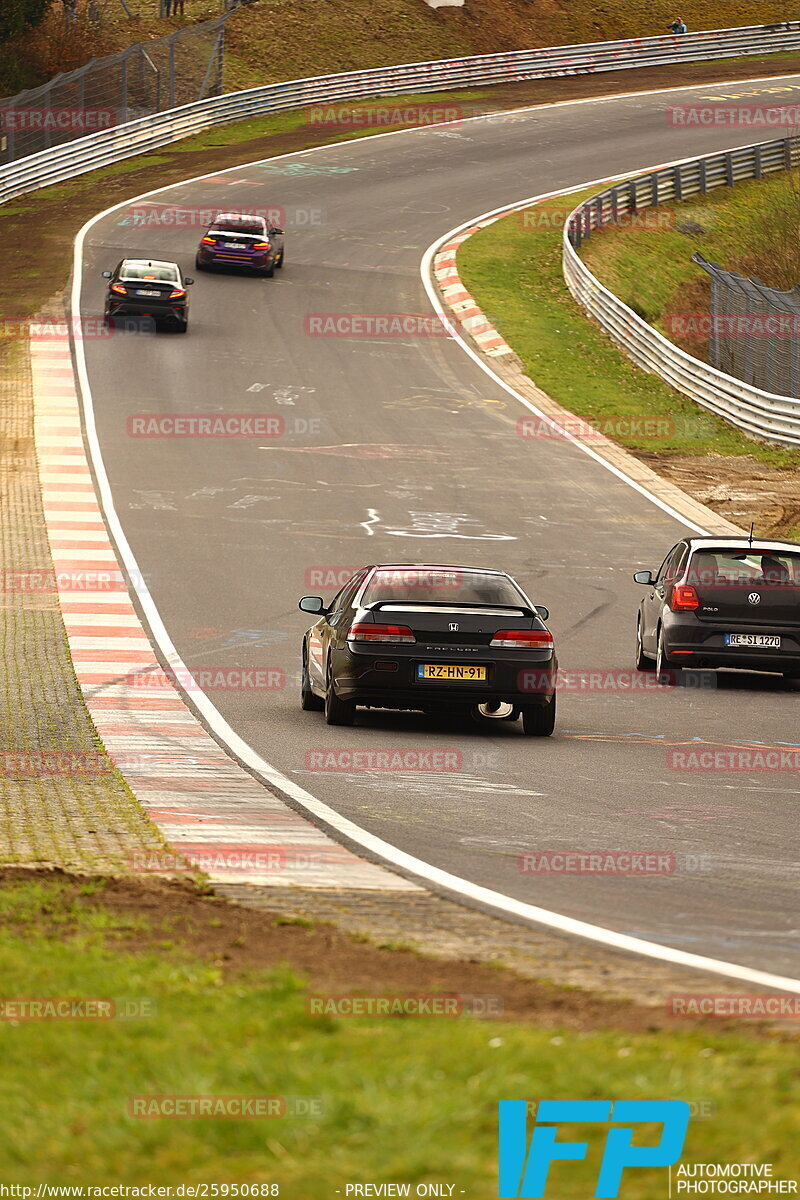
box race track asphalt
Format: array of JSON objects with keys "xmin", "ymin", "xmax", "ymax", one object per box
[{"xmin": 77, "ymin": 74, "xmax": 800, "ymax": 977}]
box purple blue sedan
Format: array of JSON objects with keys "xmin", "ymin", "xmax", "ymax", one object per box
[{"xmin": 195, "ymin": 212, "xmax": 285, "ymax": 277}]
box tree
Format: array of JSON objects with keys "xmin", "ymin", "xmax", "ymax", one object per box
[{"xmin": 0, "ymin": 0, "xmax": 54, "ymax": 43}]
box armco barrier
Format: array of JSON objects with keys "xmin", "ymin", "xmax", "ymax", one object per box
[
  {"xmin": 563, "ymin": 137, "xmax": 800, "ymax": 446},
  {"xmin": 2, "ymin": 22, "xmax": 800, "ymax": 204}
]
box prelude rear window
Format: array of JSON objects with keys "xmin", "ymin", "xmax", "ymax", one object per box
[
  {"xmin": 686, "ymin": 550, "xmax": 800, "ymax": 587},
  {"xmin": 362, "ymin": 569, "xmax": 526, "ymax": 606}
]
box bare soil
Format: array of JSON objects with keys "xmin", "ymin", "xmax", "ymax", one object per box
[{"xmin": 0, "ymin": 866, "xmax": 781, "ymax": 1036}]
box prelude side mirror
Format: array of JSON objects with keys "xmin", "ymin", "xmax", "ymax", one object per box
[
  {"xmin": 633, "ymin": 571, "xmax": 654, "ymax": 585},
  {"xmin": 535, "ymin": 604, "xmax": 549, "ymax": 622},
  {"xmin": 184, "ymin": 277, "xmax": 194, "ymax": 285},
  {"xmin": 299, "ymin": 596, "xmax": 327, "ymax": 615},
  {"xmin": 102, "ymin": 271, "xmax": 112, "ymax": 278},
  {"xmin": 269, "ymin": 227, "xmax": 284, "ymax": 235}
]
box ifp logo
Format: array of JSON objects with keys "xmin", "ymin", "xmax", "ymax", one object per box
[{"xmin": 498, "ymin": 1099, "xmax": 690, "ymax": 1197}]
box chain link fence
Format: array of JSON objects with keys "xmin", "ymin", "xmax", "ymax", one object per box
[
  {"xmin": 693, "ymin": 252, "xmax": 800, "ymax": 400},
  {"xmin": 0, "ymin": 11, "xmax": 229, "ymax": 163}
]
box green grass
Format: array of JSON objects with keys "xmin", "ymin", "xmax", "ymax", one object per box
[
  {"xmin": 457, "ymin": 185, "xmax": 800, "ymax": 468},
  {"xmin": 0, "ymin": 875, "xmax": 797, "ymax": 1191},
  {"xmin": 581, "ymin": 169, "xmax": 800, "ymax": 321}
]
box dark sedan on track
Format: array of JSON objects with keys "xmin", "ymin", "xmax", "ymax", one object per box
[
  {"xmin": 298, "ymin": 564, "xmax": 557, "ymax": 735},
  {"xmin": 634, "ymin": 536, "xmax": 800, "ymax": 680},
  {"xmin": 102, "ymin": 259, "xmax": 193, "ymax": 332},
  {"xmin": 195, "ymin": 212, "xmax": 285, "ymax": 276}
]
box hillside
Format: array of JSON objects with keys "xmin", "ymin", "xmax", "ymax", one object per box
[{"xmin": 1, "ymin": 0, "xmax": 793, "ymax": 98}]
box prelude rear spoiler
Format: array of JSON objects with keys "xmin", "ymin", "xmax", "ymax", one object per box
[{"xmin": 364, "ymin": 599, "xmax": 538, "ymax": 618}]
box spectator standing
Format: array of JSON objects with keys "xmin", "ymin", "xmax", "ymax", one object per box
[{"xmin": 667, "ymin": 18, "xmax": 688, "ymax": 33}]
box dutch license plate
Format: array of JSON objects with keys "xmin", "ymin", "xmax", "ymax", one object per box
[
  {"xmin": 226, "ymin": 242, "xmax": 246, "ymax": 249},
  {"xmin": 136, "ymin": 289, "xmax": 161, "ymax": 297},
  {"xmin": 416, "ymin": 664, "xmax": 488, "ymax": 682},
  {"xmin": 725, "ymin": 633, "xmax": 781, "ymax": 648}
]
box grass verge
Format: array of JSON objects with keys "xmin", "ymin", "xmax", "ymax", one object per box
[
  {"xmin": 457, "ymin": 183, "xmax": 800, "ymax": 536},
  {"xmin": 0, "ymin": 871, "xmax": 796, "ymax": 1190}
]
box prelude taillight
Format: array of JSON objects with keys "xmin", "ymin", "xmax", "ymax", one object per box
[
  {"xmin": 109, "ymin": 283, "xmax": 127, "ymax": 295},
  {"xmin": 670, "ymin": 584, "xmax": 700, "ymax": 612},
  {"xmin": 168, "ymin": 288, "xmax": 186, "ymax": 300},
  {"xmin": 490, "ymin": 629, "xmax": 553, "ymax": 648},
  {"xmin": 201, "ymin": 236, "xmax": 216, "ymax": 244},
  {"xmin": 347, "ymin": 623, "xmax": 416, "ymax": 644},
  {"xmin": 252, "ymin": 241, "xmax": 270, "ymax": 250}
]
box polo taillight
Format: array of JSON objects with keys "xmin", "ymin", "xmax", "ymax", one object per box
[
  {"xmin": 670, "ymin": 584, "xmax": 700, "ymax": 612},
  {"xmin": 347, "ymin": 623, "xmax": 416, "ymax": 644}
]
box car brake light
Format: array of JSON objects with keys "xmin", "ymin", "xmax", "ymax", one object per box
[
  {"xmin": 252, "ymin": 241, "xmax": 270, "ymax": 250},
  {"xmin": 110, "ymin": 283, "xmax": 127, "ymax": 295},
  {"xmin": 201, "ymin": 236, "xmax": 216, "ymax": 244},
  {"xmin": 347, "ymin": 623, "xmax": 416, "ymax": 644},
  {"xmin": 168, "ymin": 288, "xmax": 186, "ymax": 299},
  {"xmin": 670, "ymin": 584, "xmax": 700, "ymax": 612},
  {"xmin": 490, "ymin": 629, "xmax": 553, "ymax": 648}
]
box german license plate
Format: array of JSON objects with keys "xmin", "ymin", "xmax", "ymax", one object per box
[
  {"xmin": 136, "ymin": 289, "xmax": 161, "ymax": 297},
  {"xmin": 225, "ymin": 242, "xmax": 246, "ymax": 249},
  {"xmin": 416, "ymin": 664, "xmax": 487, "ymax": 682},
  {"xmin": 725, "ymin": 633, "xmax": 781, "ymax": 647}
]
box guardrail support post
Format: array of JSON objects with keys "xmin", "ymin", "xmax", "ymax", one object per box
[
  {"xmin": 610, "ymin": 187, "xmax": 618, "ymax": 224},
  {"xmin": 674, "ymin": 163, "xmax": 683, "ymax": 201},
  {"xmin": 725, "ymin": 152, "xmax": 734, "ymax": 186},
  {"xmin": 651, "ymin": 171, "xmax": 659, "ymax": 207},
  {"xmin": 699, "ymin": 159, "xmax": 707, "ymax": 194},
  {"xmin": 120, "ymin": 53, "xmax": 128, "ymax": 125},
  {"xmin": 754, "ymin": 145, "xmax": 762, "ymax": 179}
]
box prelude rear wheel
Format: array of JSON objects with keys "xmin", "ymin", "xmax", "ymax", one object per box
[
  {"xmin": 324, "ymin": 660, "xmax": 355, "ymax": 726},
  {"xmin": 301, "ymin": 648, "xmax": 324, "ymax": 712},
  {"xmin": 521, "ymin": 695, "xmax": 555, "ymax": 737}
]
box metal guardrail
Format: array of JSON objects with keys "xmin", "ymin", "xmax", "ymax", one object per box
[
  {"xmin": 0, "ymin": 14, "xmax": 229, "ymax": 164},
  {"xmin": 2, "ymin": 22, "xmax": 800, "ymax": 203},
  {"xmin": 563, "ymin": 137, "xmax": 800, "ymax": 446}
]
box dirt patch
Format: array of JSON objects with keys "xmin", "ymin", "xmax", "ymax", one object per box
[
  {"xmin": 0, "ymin": 866, "xmax": 784, "ymax": 1035},
  {"xmin": 644, "ymin": 452, "xmax": 800, "ymax": 535}
]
